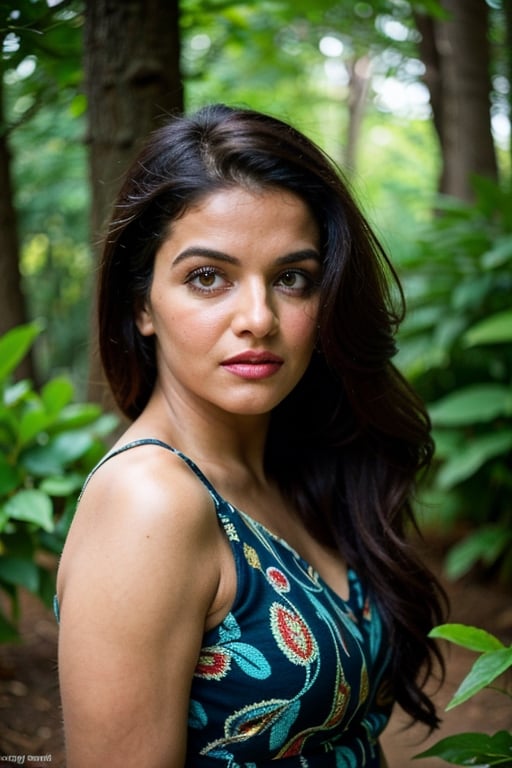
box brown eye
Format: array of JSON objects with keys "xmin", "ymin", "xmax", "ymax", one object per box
[
  {"xmin": 280, "ymin": 271, "xmax": 298, "ymax": 287},
  {"xmin": 198, "ymin": 270, "xmax": 216, "ymax": 287},
  {"xmin": 187, "ymin": 266, "xmax": 228, "ymax": 293},
  {"xmin": 276, "ymin": 270, "xmax": 314, "ymax": 294}
]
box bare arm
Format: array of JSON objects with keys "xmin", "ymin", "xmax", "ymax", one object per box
[{"xmin": 56, "ymin": 449, "xmax": 223, "ymax": 768}]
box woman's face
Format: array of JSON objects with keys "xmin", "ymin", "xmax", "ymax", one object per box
[{"xmin": 137, "ymin": 186, "xmax": 321, "ymax": 419}]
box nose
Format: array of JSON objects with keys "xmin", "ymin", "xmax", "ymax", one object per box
[{"xmin": 231, "ymin": 279, "xmax": 279, "ymax": 338}]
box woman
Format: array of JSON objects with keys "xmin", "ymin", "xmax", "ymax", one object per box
[{"xmin": 56, "ymin": 104, "xmax": 446, "ymax": 767}]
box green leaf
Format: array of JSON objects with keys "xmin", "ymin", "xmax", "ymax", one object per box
[
  {"xmin": 481, "ymin": 236, "xmax": 512, "ymax": 268},
  {"xmin": 39, "ymin": 473, "xmax": 83, "ymax": 497},
  {"xmin": 0, "ymin": 323, "xmax": 41, "ymax": 382},
  {"xmin": 429, "ymin": 384, "xmax": 512, "ymax": 426},
  {"xmin": 431, "ymin": 428, "xmax": 463, "ymax": 459},
  {"xmin": 452, "ymin": 278, "xmax": 492, "ymax": 312},
  {"xmin": 50, "ymin": 403, "xmax": 103, "ymax": 432},
  {"xmin": 41, "ymin": 376, "xmax": 74, "ymax": 414},
  {"xmin": 20, "ymin": 431, "xmax": 94, "ymax": 476},
  {"xmin": 429, "ymin": 624, "xmax": 504, "ymax": 653},
  {"xmin": 464, "ymin": 310, "xmax": 512, "ymax": 346},
  {"xmin": 445, "ymin": 526, "xmax": 512, "ymax": 579},
  {"xmin": 0, "ymin": 455, "xmax": 20, "ymax": 496},
  {"xmin": 447, "ymin": 649, "xmax": 512, "ymax": 710},
  {"xmin": 3, "ymin": 489, "xmax": 54, "ymax": 532},
  {"xmin": 436, "ymin": 431, "xmax": 512, "ymax": 489},
  {"xmin": 69, "ymin": 92, "xmax": 87, "ymax": 117},
  {"xmin": 18, "ymin": 404, "xmax": 53, "ymax": 447},
  {"xmin": 4, "ymin": 379, "xmax": 32, "ymax": 407},
  {"xmin": 414, "ymin": 730, "xmax": 512, "ymax": 765},
  {"xmin": 0, "ymin": 557, "xmax": 40, "ymax": 593},
  {"xmin": 90, "ymin": 412, "xmax": 119, "ymax": 437}
]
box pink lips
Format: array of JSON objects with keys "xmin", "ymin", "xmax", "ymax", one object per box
[{"xmin": 221, "ymin": 351, "xmax": 284, "ymax": 380}]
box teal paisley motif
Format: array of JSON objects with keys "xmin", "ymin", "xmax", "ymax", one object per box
[{"xmin": 194, "ymin": 614, "xmax": 272, "ymax": 683}]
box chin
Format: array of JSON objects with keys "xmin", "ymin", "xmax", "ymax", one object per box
[{"xmin": 221, "ymin": 395, "xmax": 288, "ymax": 417}]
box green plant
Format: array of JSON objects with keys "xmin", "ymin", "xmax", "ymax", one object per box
[
  {"xmin": 414, "ymin": 623, "xmax": 512, "ymax": 766},
  {"xmin": 0, "ymin": 323, "xmax": 118, "ymax": 642},
  {"xmin": 396, "ymin": 177, "xmax": 512, "ymax": 581}
]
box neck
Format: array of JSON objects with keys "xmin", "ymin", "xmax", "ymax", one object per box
[{"xmin": 129, "ymin": 384, "xmax": 271, "ymax": 483}]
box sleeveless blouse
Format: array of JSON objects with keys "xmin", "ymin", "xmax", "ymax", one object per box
[{"xmin": 56, "ymin": 439, "xmax": 394, "ymax": 767}]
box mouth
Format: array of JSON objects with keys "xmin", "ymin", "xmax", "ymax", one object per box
[{"xmin": 221, "ymin": 351, "xmax": 284, "ymax": 380}]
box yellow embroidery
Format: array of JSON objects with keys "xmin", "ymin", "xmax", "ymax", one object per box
[{"xmin": 244, "ymin": 543, "xmax": 261, "ymax": 569}]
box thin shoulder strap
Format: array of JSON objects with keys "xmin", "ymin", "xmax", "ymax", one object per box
[{"xmin": 79, "ymin": 438, "xmax": 221, "ymax": 503}]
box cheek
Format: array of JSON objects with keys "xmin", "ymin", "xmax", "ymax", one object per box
[
  {"xmin": 168, "ymin": 306, "xmax": 224, "ymax": 348},
  {"xmin": 286, "ymin": 304, "xmax": 319, "ymax": 350}
]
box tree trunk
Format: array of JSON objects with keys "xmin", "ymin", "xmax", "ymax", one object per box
[
  {"xmin": 0, "ymin": 76, "xmax": 34, "ymax": 380},
  {"xmin": 415, "ymin": 0, "xmax": 498, "ymax": 200},
  {"xmin": 344, "ymin": 55, "xmax": 371, "ymax": 174},
  {"xmin": 84, "ymin": 0, "xmax": 183, "ymax": 408}
]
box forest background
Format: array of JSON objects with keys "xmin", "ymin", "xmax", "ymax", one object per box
[
  {"xmin": 0, "ymin": 0, "xmax": 511, "ymax": 642},
  {"xmin": 0, "ymin": 1, "xmax": 512, "ymax": 764}
]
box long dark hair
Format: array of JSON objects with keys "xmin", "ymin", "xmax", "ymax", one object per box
[{"xmin": 98, "ymin": 103, "xmax": 447, "ymax": 729}]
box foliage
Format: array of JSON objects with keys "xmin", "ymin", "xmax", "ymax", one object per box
[
  {"xmin": 0, "ymin": 323, "xmax": 117, "ymax": 643},
  {"xmin": 1, "ymin": 0, "xmax": 84, "ymax": 141},
  {"xmin": 181, "ymin": 0, "xmax": 443, "ymax": 159},
  {"xmin": 414, "ymin": 623, "xmax": 512, "ymax": 766},
  {"xmin": 396, "ymin": 177, "xmax": 512, "ymax": 582},
  {"xmin": 2, "ymin": 0, "xmax": 89, "ymax": 389}
]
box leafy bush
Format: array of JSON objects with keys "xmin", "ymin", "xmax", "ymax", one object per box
[
  {"xmin": 415, "ymin": 623, "xmax": 512, "ymax": 766},
  {"xmin": 397, "ymin": 178, "xmax": 512, "ymax": 582},
  {"xmin": 0, "ymin": 323, "xmax": 117, "ymax": 642}
]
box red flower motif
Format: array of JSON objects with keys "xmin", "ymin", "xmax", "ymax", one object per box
[
  {"xmin": 270, "ymin": 603, "xmax": 318, "ymax": 666},
  {"xmin": 195, "ymin": 648, "xmax": 231, "ymax": 680},
  {"xmin": 266, "ymin": 567, "xmax": 290, "ymax": 593}
]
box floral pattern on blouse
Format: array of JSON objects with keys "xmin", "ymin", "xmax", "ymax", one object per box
[{"xmin": 187, "ymin": 496, "xmax": 393, "ymax": 768}]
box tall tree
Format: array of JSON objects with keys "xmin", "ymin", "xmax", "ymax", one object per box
[
  {"xmin": 84, "ymin": 0, "xmax": 183, "ymax": 405},
  {"xmin": 0, "ymin": 72, "xmax": 29, "ymax": 374},
  {"xmin": 415, "ymin": 0, "xmax": 498, "ymax": 200}
]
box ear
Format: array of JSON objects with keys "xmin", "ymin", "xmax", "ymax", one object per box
[{"xmin": 135, "ymin": 301, "xmax": 155, "ymax": 337}]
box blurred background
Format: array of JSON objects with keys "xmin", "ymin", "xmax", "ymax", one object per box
[{"xmin": 0, "ymin": 1, "xmax": 511, "ymax": 765}]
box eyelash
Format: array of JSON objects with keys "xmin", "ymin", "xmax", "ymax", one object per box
[
  {"xmin": 185, "ymin": 267, "xmax": 318, "ymax": 296},
  {"xmin": 185, "ymin": 266, "xmax": 230, "ymax": 295}
]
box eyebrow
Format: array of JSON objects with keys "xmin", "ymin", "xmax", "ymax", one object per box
[{"xmin": 172, "ymin": 246, "xmax": 321, "ymax": 268}]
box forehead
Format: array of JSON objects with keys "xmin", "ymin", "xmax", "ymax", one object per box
[{"xmin": 167, "ymin": 186, "xmax": 319, "ymax": 245}]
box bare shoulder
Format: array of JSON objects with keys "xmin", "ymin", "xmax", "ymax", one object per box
[
  {"xmin": 57, "ymin": 442, "xmax": 221, "ymax": 628},
  {"xmin": 74, "ymin": 441, "xmax": 214, "ymax": 530}
]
